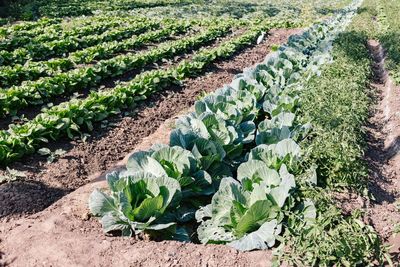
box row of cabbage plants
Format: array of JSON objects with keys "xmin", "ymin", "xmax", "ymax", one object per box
[{"xmin": 88, "ymin": 0, "xmax": 362, "ymax": 252}]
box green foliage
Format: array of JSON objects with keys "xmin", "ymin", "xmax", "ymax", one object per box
[
  {"xmin": 276, "ymin": 5, "xmax": 392, "ymax": 265},
  {"xmin": 0, "ymin": 21, "xmax": 230, "ymax": 117},
  {"xmin": 89, "ymin": 171, "xmax": 184, "ymax": 238},
  {"xmin": 0, "ymin": 0, "xmax": 392, "ymax": 264},
  {"xmin": 276, "ymin": 187, "xmax": 390, "ymax": 266},
  {"xmin": 375, "ymin": 0, "xmax": 400, "ymax": 84},
  {"xmin": 0, "ymin": 18, "xmax": 158, "ymax": 65},
  {"xmin": 0, "ymin": 0, "xmax": 351, "ymax": 23},
  {"xmin": 0, "ymin": 18, "xmax": 192, "ymax": 88},
  {"xmin": 298, "ymin": 31, "xmax": 371, "ymax": 190},
  {"xmin": 88, "ymin": 5, "xmax": 388, "ymax": 265},
  {"xmin": 37, "ymin": 147, "xmax": 66, "ymax": 163},
  {"xmin": 126, "ymin": 145, "xmax": 215, "ymax": 198},
  {"xmin": 196, "ymin": 165, "xmax": 296, "ymax": 251}
]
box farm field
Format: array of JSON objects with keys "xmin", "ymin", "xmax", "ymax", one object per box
[{"xmin": 0, "ymin": 0, "xmax": 400, "ymax": 266}]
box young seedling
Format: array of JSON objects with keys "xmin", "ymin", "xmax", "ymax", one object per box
[
  {"xmin": 37, "ymin": 148, "xmax": 67, "ymax": 163},
  {"xmin": 0, "ymin": 167, "xmax": 27, "ymax": 184}
]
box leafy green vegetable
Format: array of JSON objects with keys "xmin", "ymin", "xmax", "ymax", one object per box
[
  {"xmin": 196, "ymin": 164, "xmax": 295, "ymax": 251},
  {"xmin": 89, "ymin": 171, "xmax": 183, "ymax": 238},
  {"xmin": 126, "ymin": 145, "xmax": 215, "ymax": 198}
]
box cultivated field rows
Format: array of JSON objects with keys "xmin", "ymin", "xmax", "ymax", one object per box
[{"xmin": 0, "ymin": 0, "xmax": 400, "ymax": 265}]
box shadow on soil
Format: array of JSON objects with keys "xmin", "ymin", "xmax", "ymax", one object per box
[
  {"xmin": 365, "ymin": 120, "xmax": 397, "ymax": 204},
  {"xmin": 0, "ymin": 180, "xmax": 69, "ymax": 219},
  {"xmin": 386, "ymin": 136, "xmax": 400, "ymax": 160},
  {"xmin": 0, "ymin": 251, "xmax": 11, "ymax": 267}
]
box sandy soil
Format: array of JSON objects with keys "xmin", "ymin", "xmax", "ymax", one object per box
[
  {"xmin": 364, "ymin": 40, "xmax": 400, "ymax": 261},
  {"xmin": 0, "ymin": 29, "xmax": 300, "ymax": 267}
]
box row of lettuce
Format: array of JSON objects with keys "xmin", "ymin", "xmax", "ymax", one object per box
[
  {"xmin": 0, "ymin": 19, "xmax": 291, "ymax": 164},
  {"xmin": 0, "ymin": 17, "xmax": 296, "ymax": 88},
  {"xmin": 88, "ymin": 0, "xmax": 364, "ymax": 254},
  {"xmin": 3, "ymin": 0, "xmax": 199, "ymax": 21},
  {"xmin": 0, "ymin": 17, "xmax": 251, "ymax": 89},
  {"xmin": 0, "ymin": 14, "xmax": 146, "ymax": 40},
  {"xmin": 2, "ymin": 16, "xmax": 183, "ymax": 54},
  {"xmin": 0, "ymin": 18, "xmax": 162, "ymax": 66},
  {"xmin": 0, "ymin": 17, "xmax": 142, "ymax": 52},
  {"xmin": 0, "ymin": 24, "xmax": 186, "ymax": 88},
  {"xmin": 0, "ymin": 20, "xmax": 193, "ymax": 89},
  {"xmin": 0, "ymin": 17, "xmax": 61, "ymax": 36},
  {"xmin": 0, "ymin": 20, "xmax": 230, "ymax": 116}
]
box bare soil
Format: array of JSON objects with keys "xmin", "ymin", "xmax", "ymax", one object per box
[
  {"xmin": 364, "ymin": 40, "xmax": 400, "ymax": 261},
  {"xmin": 0, "ymin": 28, "xmax": 300, "ymax": 266}
]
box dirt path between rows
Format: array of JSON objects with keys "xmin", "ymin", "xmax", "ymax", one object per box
[
  {"xmin": 0, "ymin": 29, "xmax": 300, "ymax": 267},
  {"xmin": 365, "ymin": 39, "xmax": 400, "ymax": 261}
]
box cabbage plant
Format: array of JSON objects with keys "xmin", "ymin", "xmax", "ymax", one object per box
[
  {"xmin": 194, "ymin": 87, "xmax": 258, "ymax": 123},
  {"xmin": 125, "ymin": 145, "xmax": 214, "ymax": 198},
  {"xmin": 249, "ymin": 139, "xmax": 301, "ymax": 171},
  {"xmin": 89, "ymin": 171, "xmax": 182, "ymax": 238},
  {"xmin": 196, "ymin": 164, "xmax": 295, "ymax": 251},
  {"xmin": 174, "ymin": 111, "xmax": 254, "ymax": 159},
  {"xmin": 256, "ymin": 112, "xmax": 311, "ymax": 145},
  {"xmin": 170, "ymin": 131, "xmax": 230, "ymax": 177}
]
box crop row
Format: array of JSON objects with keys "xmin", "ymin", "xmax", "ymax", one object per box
[
  {"xmin": 0, "ymin": 16, "xmax": 149, "ymax": 52},
  {"xmin": 0, "ymin": 21, "xmax": 192, "ymax": 87},
  {"xmin": 0, "ymin": 18, "xmax": 286, "ymax": 164},
  {"xmin": 0, "ymin": 18, "xmax": 297, "ymax": 89},
  {"xmin": 88, "ymin": 2, "xmax": 361, "ymax": 251},
  {"xmin": 7, "ymin": 0, "xmax": 198, "ymax": 20},
  {"xmin": 0, "ymin": 17, "xmax": 61, "ymax": 37},
  {"xmin": 0, "ymin": 18, "xmax": 159, "ymax": 66},
  {"xmin": 0, "ymin": 13, "xmax": 139, "ymax": 39},
  {"xmin": 0, "ymin": 21, "xmax": 232, "ymax": 118}
]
